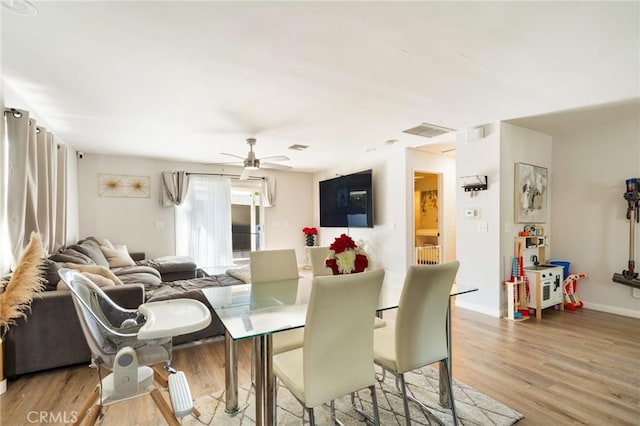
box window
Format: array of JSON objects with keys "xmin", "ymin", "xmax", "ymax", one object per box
[{"xmin": 231, "ymin": 181, "xmax": 263, "ymax": 262}]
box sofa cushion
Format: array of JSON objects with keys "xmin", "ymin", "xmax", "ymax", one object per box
[
  {"xmin": 71, "ymin": 240, "xmax": 110, "ymax": 267},
  {"xmin": 49, "ymin": 248, "xmax": 94, "ymax": 265},
  {"xmin": 85, "ymin": 236, "xmax": 114, "ymax": 249},
  {"xmin": 100, "ymin": 245, "xmax": 136, "ymax": 268},
  {"xmin": 226, "ymin": 266, "xmax": 251, "ymax": 284},
  {"xmin": 111, "ymin": 264, "xmax": 162, "ymax": 286},
  {"xmin": 140, "ymin": 256, "xmax": 197, "ymax": 274},
  {"xmin": 42, "ymin": 259, "xmax": 64, "ymax": 291},
  {"xmin": 64, "ymin": 263, "xmax": 124, "ymax": 286},
  {"xmin": 56, "ymin": 271, "xmax": 116, "ymax": 290}
]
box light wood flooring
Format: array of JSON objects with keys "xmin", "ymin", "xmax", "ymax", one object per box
[{"xmin": 1, "ymin": 306, "xmax": 638, "ymax": 425}]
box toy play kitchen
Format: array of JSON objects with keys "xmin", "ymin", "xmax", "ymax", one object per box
[{"xmin": 513, "ymin": 227, "xmax": 564, "ymax": 320}]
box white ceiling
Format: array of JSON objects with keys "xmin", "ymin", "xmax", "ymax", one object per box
[{"xmin": 2, "ymin": 1, "xmax": 638, "ymax": 172}]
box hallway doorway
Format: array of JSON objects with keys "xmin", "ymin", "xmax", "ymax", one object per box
[{"xmin": 413, "ymin": 171, "xmax": 441, "ymax": 264}]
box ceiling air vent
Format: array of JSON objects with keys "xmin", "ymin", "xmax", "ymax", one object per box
[
  {"xmin": 403, "ymin": 123, "xmax": 454, "ymax": 138},
  {"xmin": 288, "ymin": 144, "xmax": 309, "ymax": 151}
]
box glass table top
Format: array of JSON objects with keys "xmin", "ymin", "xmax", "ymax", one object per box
[{"xmin": 202, "ymin": 270, "xmax": 478, "ymax": 341}]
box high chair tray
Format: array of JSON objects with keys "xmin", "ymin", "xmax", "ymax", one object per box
[{"xmin": 137, "ymin": 299, "xmax": 212, "ymax": 339}]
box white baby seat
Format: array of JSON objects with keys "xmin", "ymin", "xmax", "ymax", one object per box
[{"xmin": 58, "ymin": 268, "xmax": 211, "ymax": 426}]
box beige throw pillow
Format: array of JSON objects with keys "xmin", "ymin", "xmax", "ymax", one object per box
[
  {"xmin": 100, "ymin": 245, "xmax": 135, "ymax": 268},
  {"xmin": 64, "ymin": 263, "xmax": 124, "ymax": 285},
  {"xmin": 57, "ymin": 271, "xmax": 117, "ymax": 290},
  {"xmin": 100, "ymin": 238, "xmax": 114, "ymax": 249}
]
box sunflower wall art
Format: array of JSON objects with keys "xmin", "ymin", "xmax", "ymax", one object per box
[{"xmin": 99, "ymin": 174, "xmax": 150, "ymax": 198}]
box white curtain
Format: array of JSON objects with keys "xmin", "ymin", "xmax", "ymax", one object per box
[
  {"xmin": 5, "ymin": 108, "xmax": 31, "ymax": 264},
  {"xmin": 36, "ymin": 125, "xmax": 51, "ymax": 251},
  {"xmin": 4, "ymin": 108, "xmax": 66, "ymax": 265},
  {"xmin": 175, "ymin": 175, "xmax": 233, "ymax": 268},
  {"xmin": 55, "ymin": 143, "xmax": 67, "ymax": 251}
]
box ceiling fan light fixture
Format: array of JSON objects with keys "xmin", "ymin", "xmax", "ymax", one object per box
[{"xmin": 244, "ymin": 158, "xmax": 259, "ymax": 170}]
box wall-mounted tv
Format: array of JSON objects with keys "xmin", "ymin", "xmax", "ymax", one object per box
[{"xmin": 319, "ymin": 169, "xmax": 374, "ymax": 228}]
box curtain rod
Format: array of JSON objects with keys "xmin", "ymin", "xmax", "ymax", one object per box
[{"xmin": 186, "ymin": 172, "xmax": 264, "ymax": 181}]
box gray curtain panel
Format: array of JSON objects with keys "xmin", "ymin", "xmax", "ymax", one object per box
[{"xmin": 161, "ymin": 171, "xmax": 190, "ymax": 207}]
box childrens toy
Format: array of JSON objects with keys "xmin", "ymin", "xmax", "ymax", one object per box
[{"xmin": 564, "ymin": 272, "xmax": 587, "ymax": 310}]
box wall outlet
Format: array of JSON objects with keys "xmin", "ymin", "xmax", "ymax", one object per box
[{"xmin": 477, "ymin": 222, "xmax": 488, "ymax": 232}]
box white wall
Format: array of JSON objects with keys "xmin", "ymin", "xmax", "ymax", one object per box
[
  {"xmin": 77, "ymin": 153, "xmax": 314, "ymax": 263},
  {"xmin": 312, "ymin": 148, "xmax": 406, "ymax": 272},
  {"xmin": 551, "ymin": 117, "xmax": 640, "ymax": 318},
  {"xmin": 455, "ymin": 123, "xmax": 502, "ymax": 317},
  {"xmin": 311, "ymin": 146, "xmax": 457, "ymax": 275},
  {"xmin": 500, "ymin": 123, "xmax": 554, "ymax": 316}
]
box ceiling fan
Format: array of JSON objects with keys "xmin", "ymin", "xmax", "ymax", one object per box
[{"xmin": 221, "ymin": 138, "xmax": 291, "ymax": 179}]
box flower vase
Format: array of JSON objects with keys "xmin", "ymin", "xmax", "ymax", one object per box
[{"xmin": 305, "ymin": 234, "xmax": 315, "ymax": 247}]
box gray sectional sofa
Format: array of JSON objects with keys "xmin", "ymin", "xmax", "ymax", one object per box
[{"xmin": 3, "ymin": 237, "xmax": 247, "ymax": 377}]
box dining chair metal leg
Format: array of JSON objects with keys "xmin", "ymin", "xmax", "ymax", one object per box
[
  {"xmin": 330, "ymin": 400, "xmax": 347, "ymax": 426},
  {"xmin": 399, "ymin": 371, "xmax": 446, "ymax": 426},
  {"xmin": 443, "ymin": 358, "xmax": 458, "ymax": 426},
  {"xmin": 306, "ymin": 407, "xmax": 316, "ymax": 426},
  {"xmin": 398, "ymin": 373, "xmax": 412, "ymax": 426},
  {"xmin": 369, "ymin": 385, "xmax": 381, "ymax": 426}
]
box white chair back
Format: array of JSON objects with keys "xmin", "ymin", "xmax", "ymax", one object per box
[
  {"xmin": 309, "ymin": 246, "xmax": 332, "ymax": 277},
  {"xmin": 395, "ymin": 261, "xmax": 460, "ymax": 373},
  {"xmin": 249, "ymin": 249, "xmax": 298, "ymax": 283},
  {"xmin": 303, "ymin": 268, "xmax": 385, "ymax": 407}
]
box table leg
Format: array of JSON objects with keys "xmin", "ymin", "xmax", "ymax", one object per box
[
  {"xmin": 254, "ymin": 337, "xmax": 264, "ymax": 425},
  {"xmin": 439, "ymin": 300, "xmax": 452, "ymax": 408},
  {"xmin": 224, "ymin": 332, "xmax": 239, "ymax": 414},
  {"xmin": 254, "ymin": 335, "xmax": 276, "ymax": 426}
]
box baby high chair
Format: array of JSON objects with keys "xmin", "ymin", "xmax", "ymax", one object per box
[{"xmin": 58, "ymin": 268, "xmax": 212, "ymax": 426}]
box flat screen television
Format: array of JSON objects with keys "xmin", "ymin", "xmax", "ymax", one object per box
[{"xmin": 319, "ymin": 169, "xmax": 374, "ymax": 228}]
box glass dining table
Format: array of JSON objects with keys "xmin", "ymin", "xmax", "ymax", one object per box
[{"xmin": 201, "ymin": 270, "xmax": 477, "ymax": 426}]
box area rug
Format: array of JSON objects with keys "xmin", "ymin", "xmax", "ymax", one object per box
[{"xmin": 183, "ymin": 366, "xmax": 523, "ymax": 425}]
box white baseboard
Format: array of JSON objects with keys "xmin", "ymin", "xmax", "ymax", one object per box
[
  {"xmin": 454, "ymin": 299, "xmax": 501, "ymax": 318},
  {"xmin": 582, "ymin": 302, "xmax": 640, "ymax": 319},
  {"xmin": 0, "ymin": 378, "xmax": 6, "ymax": 395}
]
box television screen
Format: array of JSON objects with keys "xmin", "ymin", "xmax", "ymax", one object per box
[{"xmin": 319, "ymin": 169, "xmax": 374, "ymax": 228}]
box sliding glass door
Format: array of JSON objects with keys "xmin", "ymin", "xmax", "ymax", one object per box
[
  {"xmin": 175, "ymin": 175, "xmax": 264, "ymax": 270},
  {"xmin": 230, "ymin": 181, "xmax": 263, "ymax": 263}
]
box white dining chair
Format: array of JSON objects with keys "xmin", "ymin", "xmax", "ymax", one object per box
[
  {"xmin": 273, "ymin": 268, "xmax": 385, "ymax": 425},
  {"xmin": 373, "ymin": 261, "xmax": 460, "ymax": 425},
  {"xmin": 309, "ymin": 246, "xmax": 333, "ymax": 276},
  {"xmin": 249, "ymin": 249, "xmax": 303, "ymax": 355},
  {"xmin": 310, "ymin": 246, "xmax": 386, "ymax": 332}
]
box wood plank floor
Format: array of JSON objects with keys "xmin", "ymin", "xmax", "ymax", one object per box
[{"xmin": 1, "ymin": 306, "xmax": 638, "ymax": 425}]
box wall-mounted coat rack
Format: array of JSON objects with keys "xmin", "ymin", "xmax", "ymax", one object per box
[{"xmin": 459, "ymin": 175, "xmax": 488, "ymax": 192}]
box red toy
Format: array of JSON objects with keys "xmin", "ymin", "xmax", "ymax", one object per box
[{"xmin": 564, "ymin": 273, "xmax": 587, "ymax": 310}]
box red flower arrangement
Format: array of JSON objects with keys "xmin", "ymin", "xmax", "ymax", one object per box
[
  {"xmin": 302, "ymin": 227, "xmax": 318, "ymax": 235},
  {"xmin": 325, "ymin": 234, "xmax": 370, "ymax": 275}
]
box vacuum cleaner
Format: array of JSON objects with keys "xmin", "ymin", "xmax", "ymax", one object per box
[{"xmin": 612, "ymin": 178, "xmax": 640, "ymax": 288}]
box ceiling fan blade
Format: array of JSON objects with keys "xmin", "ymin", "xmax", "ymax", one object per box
[
  {"xmin": 239, "ymin": 168, "xmax": 251, "ymax": 180},
  {"xmin": 204, "ymin": 161, "xmax": 243, "ymax": 167},
  {"xmin": 258, "ymin": 155, "xmax": 290, "ymax": 162},
  {"xmin": 221, "ymin": 152, "xmax": 245, "ymax": 160},
  {"xmin": 261, "ymin": 162, "xmax": 292, "ymax": 170}
]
